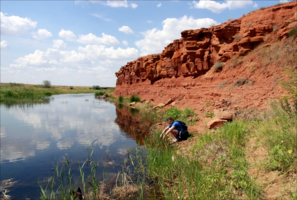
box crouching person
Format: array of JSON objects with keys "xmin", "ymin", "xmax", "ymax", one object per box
[{"xmin": 160, "ymin": 117, "xmax": 189, "ymax": 142}]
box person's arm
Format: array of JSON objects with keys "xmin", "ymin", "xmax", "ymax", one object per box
[
  {"xmin": 163, "ymin": 126, "xmax": 175, "ymax": 138},
  {"xmin": 160, "ymin": 126, "xmax": 169, "ymax": 138}
]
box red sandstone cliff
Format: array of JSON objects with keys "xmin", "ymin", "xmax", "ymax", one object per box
[{"xmin": 115, "ymin": 2, "xmax": 297, "ymax": 114}]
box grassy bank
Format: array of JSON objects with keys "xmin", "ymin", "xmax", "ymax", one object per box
[
  {"xmin": 0, "ymin": 83, "xmax": 115, "ymax": 103},
  {"xmin": 145, "ymin": 99, "xmax": 296, "ymax": 199}
]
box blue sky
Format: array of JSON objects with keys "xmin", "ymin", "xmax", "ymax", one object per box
[{"xmin": 0, "ymin": 0, "xmax": 287, "ymax": 86}]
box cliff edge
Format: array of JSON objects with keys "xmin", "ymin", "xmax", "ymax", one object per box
[{"xmin": 115, "ymin": 2, "xmax": 297, "ymax": 113}]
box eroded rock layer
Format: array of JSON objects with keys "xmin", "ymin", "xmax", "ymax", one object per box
[
  {"xmin": 115, "ymin": 2, "xmax": 296, "ymax": 86},
  {"xmin": 114, "ymin": 2, "xmax": 297, "ymax": 114}
]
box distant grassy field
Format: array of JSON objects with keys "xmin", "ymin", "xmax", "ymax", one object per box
[{"xmin": 0, "ymin": 83, "xmax": 115, "ymax": 103}]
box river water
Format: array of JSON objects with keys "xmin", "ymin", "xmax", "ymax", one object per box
[{"xmin": 0, "ymin": 94, "xmax": 149, "ymax": 199}]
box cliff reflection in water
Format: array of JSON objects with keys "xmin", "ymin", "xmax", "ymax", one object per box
[{"xmin": 115, "ymin": 104, "xmax": 152, "ymax": 145}]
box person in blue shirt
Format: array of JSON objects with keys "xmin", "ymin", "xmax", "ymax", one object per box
[{"xmin": 160, "ymin": 117, "xmax": 183, "ymax": 142}]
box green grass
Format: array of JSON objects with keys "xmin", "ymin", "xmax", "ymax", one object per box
[
  {"xmin": 94, "ymin": 91, "xmax": 106, "ymax": 97},
  {"xmin": 145, "ymin": 120, "xmax": 262, "ymax": 199},
  {"xmin": 205, "ymin": 111, "xmax": 215, "ymax": 118},
  {"xmin": 162, "ymin": 107, "xmax": 197, "ymax": 125},
  {"xmin": 0, "ymin": 83, "xmax": 115, "ymax": 103}
]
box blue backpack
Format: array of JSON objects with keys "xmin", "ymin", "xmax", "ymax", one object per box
[{"xmin": 175, "ymin": 120, "xmax": 189, "ymax": 140}]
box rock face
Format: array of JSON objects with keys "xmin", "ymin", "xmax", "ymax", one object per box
[
  {"xmin": 114, "ymin": 2, "xmax": 297, "ymax": 118},
  {"xmin": 115, "ymin": 2, "xmax": 297, "ymax": 86}
]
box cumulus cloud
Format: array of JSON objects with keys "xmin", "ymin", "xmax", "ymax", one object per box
[
  {"xmin": 78, "ymin": 45, "xmax": 139, "ymax": 60},
  {"xmin": 58, "ymin": 29, "xmax": 76, "ymax": 41},
  {"xmin": 131, "ymin": 3, "xmax": 138, "ymax": 8},
  {"xmin": 53, "ymin": 39, "xmax": 67, "ymax": 49},
  {"xmin": 77, "ymin": 33, "xmax": 120, "ymax": 46},
  {"xmin": 1, "ymin": 40, "xmax": 8, "ymax": 50},
  {"xmin": 157, "ymin": 3, "xmax": 162, "ymax": 7},
  {"xmin": 122, "ymin": 40, "xmax": 128, "ymax": 46},
  {"xmin": 1, "ymin": 12, "xmax": 37, "ymax": 36},
  {"xmin": 32, "ymin": 29, "xmax": 53, "ymax": 40},
  {"xmin": 147, "ymin": 20, "xmax": 153, "ymax": 23},
  {"xmin": 10, "ymin": 48, "xmax": 89, "ymax": 69},
  {"xmin": 118, "ymin": 26, "xmax": 134, "ymax": 34},
  {"xmin": 10, "ymin": 45, "xmax": 138, "ymax": 69},
  {"xmin": 190, "ymin": 0, "xmax": 254, "ymax": 13},
  {"xmin": 135, "ymin": 16, "xmax": 217, "ymax": 55}
]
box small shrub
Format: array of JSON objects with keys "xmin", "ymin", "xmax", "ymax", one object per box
[
  {"xmin": 229, "ymin": 58, "xmax": 243, "ymax": 68},
  {"xmin": 247, "ymin": 22, "xmax": 252, "ymax": 28},
  {"xmin": 212, "ymin": 61, "xmax": 224, "ymax": 72},
  {"xmin": 118, "ymin": 95, "xmax": 124, "ymax": 103},
  {"xmin": 273, "ymin": 26, "xmax": 278, "ymax": 32},
  {"xmin": 92, "ymin": 85, "xmax": 101, "ymax": 90},
  {"xmin": 181, "ymin": 107, "xmax": 196, "ymax": 119},
  {"xmin": 228, "ymin": 18, "xmax": 233, "ymax": 21},
  {"xmin": 205, "ymin": 111, "xmax": 215, "ymax": 118},
  {"xmin": 44, "ymin": 92, "xmax": 52, "ymax": 96},
  {"xmin": 69, "ymin": 86, "xmax": 73, "ymax": 89},
  {"xmin": 217, "ymin": 81, "xmax": 230, "ymax": 90},
  {"xmin": 95, "ymin": 91, "xmax": 105, "ymax": 96},
  {"xmin": 233, "ymin": 78, "xmax": 254, "ymax": 87},
  {"xmin": 205, "ymin": 102, "xmax": 211, "ymax": 107},
  {"xmin": 129, "ymin": 95, "xmax": 141, "ymax": 103},
  {"xmin": 42, "ymin": 80, "xmax": 51, "ymax": 88},
  {"xmin": 3, "ymin": 91, "xmax": 14, "ymax": 98},
  {"xmin": 164, "ymin": 107, "xmax": 182, "ymax": 120}
]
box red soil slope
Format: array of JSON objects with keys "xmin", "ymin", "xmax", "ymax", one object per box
[{"xmin": 115, "ymin": 2, "xmax": 297, "ymax": 115}]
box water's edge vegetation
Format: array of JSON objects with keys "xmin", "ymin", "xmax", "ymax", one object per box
[{"xmin": 0, "ymin": 83, "xmax": 115, "ymax": 103}]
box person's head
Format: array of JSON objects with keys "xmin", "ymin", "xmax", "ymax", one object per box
[{"xmin": 166, "ymin": 117, "xmax": 174, "ymax": 125}]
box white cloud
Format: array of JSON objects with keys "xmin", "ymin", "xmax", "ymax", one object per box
[
  {"xmin": 135, "ymin": 16, "xmax": 217, "ymax": 56},
  {"xmin": 10, "ymin": 45, "xmax": 138, "ymax": 69},
  {"xmin": 122, "ymin": 40, "xmax": 128, "ymax": 46},
  {"xmin": 157, "ymin": 3, "xmax": 162, "ymax": 7},
  {"xmin": 280, "ymin": 0, "xmax": 288, "ymax": 2},
  {"xmin": 1, "ymin": 40, "xmax": 8, "ymax": 50},
  {"xmin": 78, "ymin": 45, "xmax": 139, "ymax": 60},
  {"xmin": 147, "ymin": 20, "xmax": 153, "ymax": 23},
  {"xmin": 118, "ymin": 25, "xmax": 134, "ymax": 34},
  {"xmin": 94, "ymin": 0, "xmax": 136, "ymax": 8},
  {"xmin": 1, "ymin": 12, "xmax": 37, "ymax": 36},
  {"xmin": 105, "ymin": 0, "xmax": 128, "ymax": 7},
  {"xmin": 91, "ymin": 13, "xmax": 112, "ymax": 21},
  {"xmin": 77, "ymin": 33, "xmax": 120, "ymax": 46},
  {"xmin": 58, "ymin": 29, "xmax": 77, "ymax": 41},
  {"xmin": 53, "ymin": 39, "xmax": 67, "ymax": 49},
  {"xmin": 11, "ymin": 48, "xmax": 89, "ymax": 68},
  {"xmin": 131, "ymin": 3, "xmax": 138, "ymax": 8},
  {"xmin": 190, "ymin": 0, "xmax": 254, "ymax": 13},
  {"xmin": 253, "ymin": 2, "xmax": 258, "ymax": 7},
  {"xmin": 32, "ymin": 29, "xmax": 53, "ymax": 40}
]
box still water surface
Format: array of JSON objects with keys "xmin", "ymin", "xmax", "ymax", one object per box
[{"xmin": 0, "ymin": 94, "xmax": 148, "ymax": 199}]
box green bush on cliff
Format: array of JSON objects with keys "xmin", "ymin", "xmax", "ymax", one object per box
[{"xmin": 129, "ymin": 94, "xmax": 141, "ymax": 103}]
